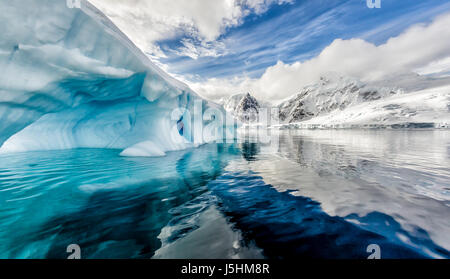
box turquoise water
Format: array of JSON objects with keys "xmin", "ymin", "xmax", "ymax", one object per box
[{"xmin": 0, "ymin": 130, "xmax": 449, "ymax": 258}]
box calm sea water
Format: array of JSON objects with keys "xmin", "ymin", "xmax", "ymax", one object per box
[{"xmin": 0, "ymin": 130, "xmax": 449, "ymax": 259}]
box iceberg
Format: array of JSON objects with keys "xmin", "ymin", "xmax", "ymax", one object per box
[
  {"xmin": 119, "ymin": 141, "xmax": 167, "ymax": 157},
  {"xmin": 0, "ymin": 0, "xmax": 227, "ymax": 156}
]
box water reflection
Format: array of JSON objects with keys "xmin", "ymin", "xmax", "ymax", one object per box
[
  {"xmin": 230, "ymin": 130, "xmax": 450, "ymax": 258},
  {"xmin": 0, "ymin": 144, "xmax": 241, "ymax": 258},
  {"xmin": 240, "ymin": 142, "xmax": 261, "ymax": 162},
  {"xmin": 0, "ymin": 130, "xmax": 448, "ymax": 258},
  {"xmin": 209, "ymin": 170, "xmax": 446, "ymax": 258}
]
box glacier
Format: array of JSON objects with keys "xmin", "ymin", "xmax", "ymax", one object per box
[{"xmin": 0, "ymin": 0, "xmax": 228, "ymax": 155}]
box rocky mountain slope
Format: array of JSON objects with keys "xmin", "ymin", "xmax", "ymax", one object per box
[
  {"xmin": 221, "ymin": 93, "xmax": 261, "ymax": 122},
  {"xmin": 219, "ymin": 73, "xmax": 450, "ymax": 129},
  {"xmin": 277, "ymin": 74, "xmax": 401, "ymax": 123}
]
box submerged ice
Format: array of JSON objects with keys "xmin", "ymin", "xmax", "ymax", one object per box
[{"xmin": 0, "ymin": 0, "xmax": 225, "ymax": 155}]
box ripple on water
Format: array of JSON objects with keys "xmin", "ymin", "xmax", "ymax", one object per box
[{"xmin": 0, "ymin": 131, "xmax": 448, "ymax": 258}]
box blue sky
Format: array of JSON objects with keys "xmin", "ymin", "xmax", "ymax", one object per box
[
  {"xmin": 154, "ymin": 0, "xmax": 450, "ymax": 82},
  {"xmin": 92, "ymin": 0, "xmax": 450, "ymax": 101}
]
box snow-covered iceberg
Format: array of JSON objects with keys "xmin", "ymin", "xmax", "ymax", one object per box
[{"xmin": 0, "ymin": 0, "xmax": 228, "ymax": 155}]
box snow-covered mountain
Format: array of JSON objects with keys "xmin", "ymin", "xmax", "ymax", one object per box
[
  {"xmin": 217, "ymin": 73, "xmax": 448, "ymax": 129},
  {"xmin": 276, "ymin": 73, "xmax": 450, "ymax": 128},
  {"xmin": 221, "ymin": 93, "xmax": 246, "ymax": 112},
  {"xmin": 221, "ymin": 93, "xmax": 261, "ymax": 122},
  {"xmin": 277, "ymin": 74, "xmax": 401, "ymax": 123},
  {"xmin": 0, "ymin": 0, "xmax": 228, "ymax": 156},
  {"xmin": 286, "ymin": 85, "xmax": 450, "ymax": 129}
]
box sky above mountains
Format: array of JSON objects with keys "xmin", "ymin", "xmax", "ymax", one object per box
[{"xmin": 90, "ymin": 0, "xmax": 450, "ymax": 102}]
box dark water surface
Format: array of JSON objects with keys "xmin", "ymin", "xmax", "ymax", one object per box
[{"xmin": 0, "ymin": 130, "xmax": 449, "ymax": 258}]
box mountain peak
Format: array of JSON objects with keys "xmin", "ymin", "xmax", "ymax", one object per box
[
  {"xmin": 221, "ymin": 93, "xmax": 261, "ymax": 122},
  {"xmin": 278, "ymin": 75, "xmax": 401, "ymax": 123}
]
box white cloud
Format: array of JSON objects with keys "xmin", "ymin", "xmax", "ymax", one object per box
[
  {"xmin": 243, "ymin": 0, "xmax": 294, "ymax": 14},
  {"xmin": 189, "ymin": 12, "xmax": 450, "ymax": 102},
  {"xmin": 89, "ymin": 0, "xmax": 291, "ymax": 58},
  {"xmin": 416, "ymin": 56, "xmax": 450, "ymax": 77},
  {"xmin": 175, "ymin": 38, "xmax": 228, "ymax": 60}
]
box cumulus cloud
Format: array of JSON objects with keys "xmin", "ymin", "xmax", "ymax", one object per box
[
  {"xmin": 89, "ymin": 0, "xmax": 292, "ymax": 59},
  {"xmin": 188, "ymin": 12, "xmax": 450, "ymax": 102}
]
